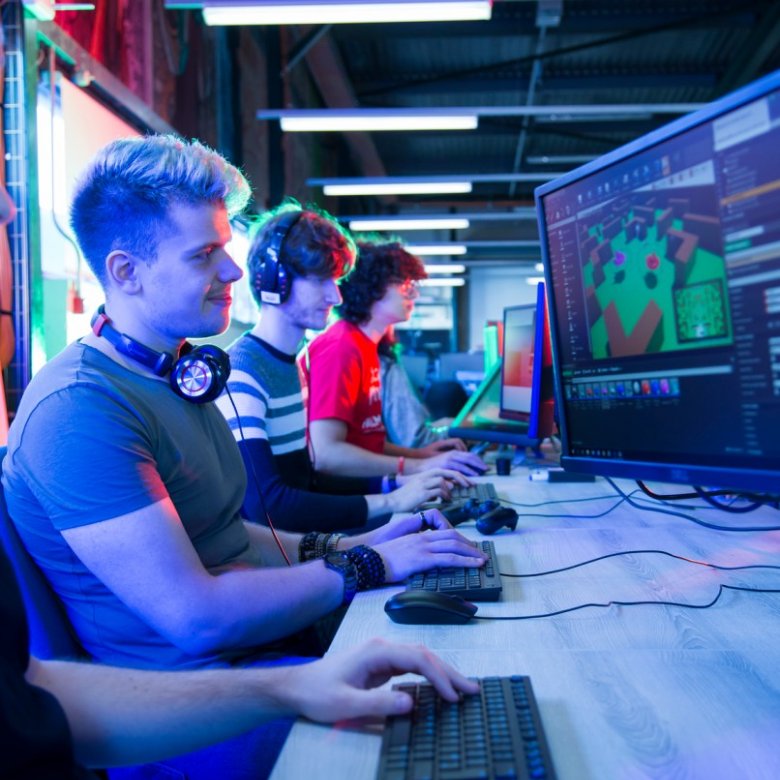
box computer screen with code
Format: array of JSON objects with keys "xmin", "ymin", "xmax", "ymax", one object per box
[{"xmin": 535, "ymin": 69, "xmax": 780, "ymax": 492}]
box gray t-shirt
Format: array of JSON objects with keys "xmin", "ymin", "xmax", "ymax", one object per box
[{"xmin": 2, "ymin": 341, "xmax": 251, "ymax": 669}]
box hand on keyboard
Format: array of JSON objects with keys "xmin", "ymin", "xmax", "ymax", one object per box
[{"xmin": 371, "ymin": 528, "xmax": 487, "ymax": 583}]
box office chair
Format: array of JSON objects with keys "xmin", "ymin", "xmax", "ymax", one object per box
[{"xmin": 0, "ymin": 446, "xmax": 85, "ymax": 659}]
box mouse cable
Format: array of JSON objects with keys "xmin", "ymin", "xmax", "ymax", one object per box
[
  {"xmin": 471, "ymin": 584, "xmax": 780, "ymax": 621},
  {"xmin": 636, "ymin": 480, "xmax": 780, "ymax": 511},
  {"xmin": 606, "ymin": 477, "xmax": 780, "ymax": 532},
  {"xmin": 491, "ymin": 495, "xmax": 631, "ymax": 522},
  {"xmin": 225, "ymin": 387, "xmax": 292, "ymax": 566},
  {"xmin": 497, "ymin": 548, "xmax": 780, "ymax": 579}
]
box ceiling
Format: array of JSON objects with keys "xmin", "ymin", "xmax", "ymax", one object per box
[{"xmin": 251, "ymin": 0, "xmax": 780, "ymax": 260}]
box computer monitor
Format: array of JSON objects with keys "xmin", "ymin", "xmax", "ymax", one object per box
[
  {"xmin": 535, "ymin": 68, "xmax": 780, "ymax": 493},
  {"xmin": 499, "ymin": 282, "xmax": 555, "ymax": 439}
]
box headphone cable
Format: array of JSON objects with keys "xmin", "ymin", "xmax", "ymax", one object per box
[{"xmin": 225, "ymin": 386, "xmax": 292, "ymax": 566}]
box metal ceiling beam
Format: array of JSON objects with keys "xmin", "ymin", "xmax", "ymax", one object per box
[
  {"xmin": 294, "ymin": 30, "xmax": 392, "ymax": 197},
  {"xmin": 715, "ymin": 1, "xmax": 780, "ymax": 95},
  {"xmin": 356, "ymin": 4, "xmax": 763, "ymax": 100}
]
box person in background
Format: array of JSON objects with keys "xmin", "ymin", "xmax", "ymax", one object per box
[
  {"xmin": 378, "ymin": 327, "xmax": 456, "ymax": 449},
  {"xmin": 303, "ymin": 238, "xmax": 488, "ymax": 479},
  {"xmin": 2, "ymin": 547, "xmax": 478, "ymax": 780},
  {"xmin": 217, "ymin": 204, "xmax": 469, "ymax": 534},
  {"xmin": 0, "ymin": 135, "xmax": 486, "ymax": 780}
]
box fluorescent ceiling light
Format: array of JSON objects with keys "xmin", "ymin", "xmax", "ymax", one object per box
[
  {"xmin": 525, "ymin": 276, "xmax": 546, "ymax": 286},
  {"xmin": 535, "ymin": 262, "xmax": 544, "ymax": 272},
  {"xmin": 277, "ymin": 112, "xmax": 477, "ymax": 132},
  {"xmin": 349, "ymin": 217, "xmax": 469, "ymax": 231},
  {"xmin": 420, "ymin": 277, "xmax": 466, "ymax": 287},
  {"xmin": 423, "ymin": 264, "xmax": 466, "ymax": 274},
  {"xmin": 324, "ymin": 181, "xmax": 472, "ymax": 196},
  {"xmin": 406, "ymin": 244, "xmax": 467, "ymax": 256},
  {"xmin": 197, "ymin": 0, "xmax": 492, "ymax": 25}
]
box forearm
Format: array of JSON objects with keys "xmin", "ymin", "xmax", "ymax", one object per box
[
  {"xmin": 187, "ymin": 559, "xmax": 344, "ymax": 653},
  {"xmin": 314, "ymin": 438, "xmax": 400, "ymax": 477},
  {"xmin": 27, "ymin": 657, "xmax": 299, "ymax": 768}
]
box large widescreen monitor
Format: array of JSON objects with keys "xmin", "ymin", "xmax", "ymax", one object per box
[{"xmin": 535, "ymin": 69, "xmax": 780, "ymax": 493}]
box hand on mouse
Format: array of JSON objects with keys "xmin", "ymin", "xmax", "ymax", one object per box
[
  {"xmin": 415, "ymin": 437, "xmax": 468, "ymax": 456},
  {"xmin": 370, "ymin": 528, "xmax": 487, "ymax": 583},
  {"xmin": 407, "ymin": 449, "xmax": 488, "ymax": 477}
]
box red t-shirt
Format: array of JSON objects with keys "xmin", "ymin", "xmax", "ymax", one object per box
[{"xmin": 301, "ymin": 320, "xmax": 386, "ymax": 454}]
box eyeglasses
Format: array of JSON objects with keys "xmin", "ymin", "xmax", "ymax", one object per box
[{"xmin": 395, "ymin": 279, "xmax": 421, "ymax": 297}]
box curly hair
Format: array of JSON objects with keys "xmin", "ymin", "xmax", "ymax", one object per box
[
  {"xmin": 337, "ymin": 238, "xmax": 427, "ymax": 325},
  {"xmin": 70, "ymin": 134, "xmax": 251, "ymax": 287},
  {"xmin": 246, "ymin": 199, "xmax": 356, "ymax": 307}
]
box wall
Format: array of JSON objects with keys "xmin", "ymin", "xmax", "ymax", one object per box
[{"xmin": 467, "ymin": 265, "xmax": 540, "ymax": 351}]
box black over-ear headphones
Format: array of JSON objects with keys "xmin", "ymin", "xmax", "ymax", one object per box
[
  {"xmin": 254, "ymin": 209, "xmax": 304, "ymax": 305},
  {"xmin": 90, "ymin": 305, "xmax": 230, "ymax": 404}
]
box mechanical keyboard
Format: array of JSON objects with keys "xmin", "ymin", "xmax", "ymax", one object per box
[
  {"xmin": 376, "ymin": 676, "xmax": 557, "ymax": 780},
  {"xmin": 406, "ymin": 540, "xmax": 502, "ymax": 601},
  {"xmin": 450, "ymin": 482, "xmax": 498, "ymax": 503}
]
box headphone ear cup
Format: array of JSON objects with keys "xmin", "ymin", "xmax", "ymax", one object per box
[{"xmin": 170, "ymin": 345, "xmax": 231, "ymax": 404}]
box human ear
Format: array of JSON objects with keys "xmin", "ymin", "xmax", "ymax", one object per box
[{"xmin": 105, "ymin": 250, "xmax": 141, "ymax": 294}]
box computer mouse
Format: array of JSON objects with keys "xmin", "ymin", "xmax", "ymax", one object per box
[{"xmin": 384, "ymin": 591, "xmax": 478, "ymax": 625}]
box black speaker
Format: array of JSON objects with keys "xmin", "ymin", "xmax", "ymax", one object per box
[
  {"xmin": 254, "ymin": 210, "xmax": 304, "ymax": 305},
  {"xmin": 90, "ymin": 306, "xmax": 230, "ymax": 404}
]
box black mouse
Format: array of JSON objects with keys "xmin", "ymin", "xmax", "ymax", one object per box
[{"xmin": 384, "ymin": 591, "xmax": 478, "ymax": 625}]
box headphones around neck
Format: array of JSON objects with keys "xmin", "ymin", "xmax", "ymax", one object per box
[
  {"xmin": 254, "ymin": 209, "xmax": 304, "ymax": 305},
  {"xmin": 90, "ymin": 305, "xmax": 230, "ymax": 404}
]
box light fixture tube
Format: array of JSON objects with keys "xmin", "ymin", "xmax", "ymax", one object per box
[
  {"xmin": 406, "ymin": 244, "xmax": 467, "ymax": 256},
  {"xmin": 423, "ymin": 264, "xmax": 466, "ymax": 274},
  {"xmin": 525, "ymin": 276, "xmax": 546, "ymax": 286},
  {"xmin": 201, "ymin": 0, "xmax": 492, "ymax": 25},
  {"xmin": 419, "ymin": 278, "xmax": 466, "ymax": 287},
  {"xmin": 280, "ymin": 114, "xmax": 477, "ymax": 132},
  {"xmin": 323, "ymin": 181, "xmax": 472, "ymax": 196},
  {"xmin": 349, "ymin": 217, "xmax": 470, "ymax": 231}
]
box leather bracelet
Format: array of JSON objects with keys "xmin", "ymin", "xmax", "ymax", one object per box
[
  {"xmin": 314, "ymin": 533, "xmax": 332, "ymax": 559},
  {"xmin": 326, "ymin": 533, "xmax": 344, "ymax": 554},
  {"xmin": 345, "ymin": 545, "xmax": 386, "ymax": 591}
]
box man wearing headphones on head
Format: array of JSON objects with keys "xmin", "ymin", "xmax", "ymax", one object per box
[
  {"xmin": 0, "ymin": 135, "xmax": 486, "ymax": 780},
  {"xmin": 216, "ymin": 202, "xmax": 471, "ymax": 534}
]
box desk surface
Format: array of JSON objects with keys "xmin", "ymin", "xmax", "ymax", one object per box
[{"xmin": 271, "ymin": 472, "xmax": 780, "ymax": 780}]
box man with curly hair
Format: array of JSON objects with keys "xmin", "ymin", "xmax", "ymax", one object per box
[{"xmin": 303, "ymin": 239, "xmax": 487, "ymax": 479}]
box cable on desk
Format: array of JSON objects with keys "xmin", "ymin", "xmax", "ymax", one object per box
[
  {"xmin": 498, "ymin": 548, "xmax": 780, "ymax": 578},
  {"xmin": 607, "ymin": 478, "xmax": 780, "ymax": 532},
  {"xmin": 636, "ymin": 480, "xmax": 779, "ymax": 512},
  {"xmin": 501, "ymin": 489, "xmax": 642, "ymax": 509},
  {"xmin": 472, "ymin": 584, "xmax": 780, "ymax": 621}
]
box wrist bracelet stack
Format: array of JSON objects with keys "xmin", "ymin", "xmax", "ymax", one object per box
[
  {"xmin": 298, "ymin": 532, "xmax": 345, "ymax": 562},
  {"xmin": 344, "ymin": 545, "xmax": 386, "ymax": 591}
]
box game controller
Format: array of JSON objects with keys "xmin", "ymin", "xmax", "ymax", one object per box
[
  {"xmin": 441, "ymin": 498, "xmax": 500, "ymax": 526},
  {"xmin": 475, "ymin": 506, "xmax": 519, "ymax": 535}
]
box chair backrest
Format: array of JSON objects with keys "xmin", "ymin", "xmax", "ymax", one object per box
[{"xmin": 0, "ymin": 446, "xmax": 85, "ymax": 659}]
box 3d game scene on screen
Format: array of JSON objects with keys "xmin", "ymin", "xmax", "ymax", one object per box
[{"xmin": 577, "ymin": 167, "xmax": 733, "ymax": 360}]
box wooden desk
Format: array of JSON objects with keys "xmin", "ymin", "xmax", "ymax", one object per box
[{"xmin": 271, "ymin": 473, "xmax": 780, "ymax": 779}]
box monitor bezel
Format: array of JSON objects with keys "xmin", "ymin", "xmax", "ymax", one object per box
[
  {"xmin": 499, "ymin": 284, "xmax": 545, "ymax": 432},
  {"xmin": 534, "ymin": 68, "xmax": 780, "ymax": 493}
]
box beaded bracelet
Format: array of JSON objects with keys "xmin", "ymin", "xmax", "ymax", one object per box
[
  {"xmin": 298, "ymin": 531, "xmax": 320, "ymax": 562},
  {"xmin": 314, "ymin": 532, "xmax": 333, "ymax": 559},
  {"xmin": 345, "ymin": 545, "xmax": 386, "ymax": 591}
]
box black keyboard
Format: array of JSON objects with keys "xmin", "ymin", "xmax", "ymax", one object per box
[
  {"xmin": 377, "ymin": 676, "xmax": 557, "ymax": 780},
  {"xmin": 450, "ymin": 482, "xmax": 498, "ymax": 503},
  {"xmin": 406, "ymin": 540, "xmax": 502, "ymax": 602}
]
